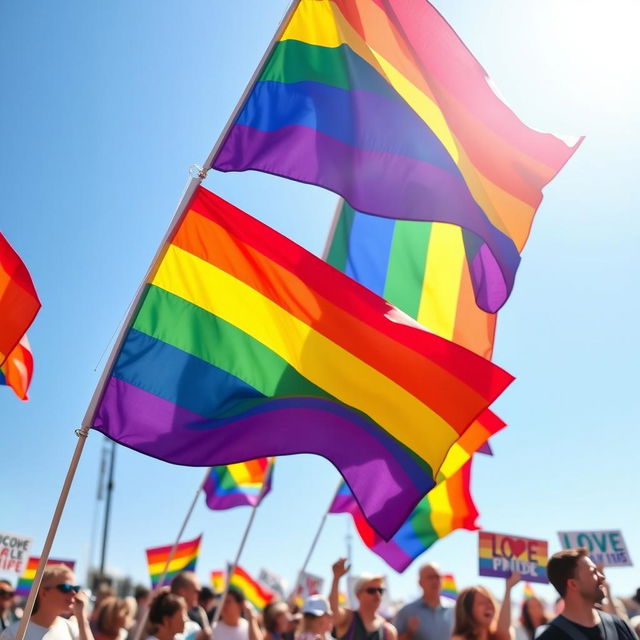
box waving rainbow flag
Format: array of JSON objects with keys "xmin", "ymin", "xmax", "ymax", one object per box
[
  {"xmin": 228, "ymin": 565, "xmax": 274, "ymax": 610},
  {"xmin": 91, "ymin": 187, "xmax": 513, "ymax": 540},
  {"xmin": 329, "ymin": 461, "xmax": 479, "ymax": 572},
  {"xmin": 211, "ymin": 570, "xmax": 226, "ymax": 594},
  {"xmin": 203, "ymin": 458, "xmax": 274, "ymax": 510},
  {"xmin": 145, "ymin": 535, "xmax": 201, "ymax": 588},
  {"xmin": 16, "ymin": 557, "xmax": 76, "ymax": 597},
  {"xmin": 213, "ymin": 0, "xmax": 581, "ymax": 312},
  {"xmin": 0, "ymin": 334, "xmax": 34, "ymax": 400},
  {"xmin": 441, "ymin": 574, "xmax": 458, "ymax": 600}
]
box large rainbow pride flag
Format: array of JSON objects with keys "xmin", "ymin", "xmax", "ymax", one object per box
[
  {"xmin": 91, "ymin": 187, "xmax": 513, "ymax": 539},
  {"xmin": 0, "ymin": 334, "xmax": 34, "ymax": 400},
  {"xmin": 228, "ymin": 565, "xmax": 274, "ymax": 610},
  {"xmin": 0, "ymin": 232, "xmax": 40, "ymax": 368},
  {"xmin": 203, "ymin": 458, "xmax": 274, "ymax": 510},
  {"xmin": 329, "ymin": 461, "xmax": 479, "ymax": 572},
  {"xmin": 145, "ymin": 535, "xmax": 201, "ymax": 588},
  {"xmin": 213, "ymin": 0, "xmax": 581, "ymax": 313},
  {"xmin": 16, "ymin": 557, "xmax": 76, "ymax": 598}
]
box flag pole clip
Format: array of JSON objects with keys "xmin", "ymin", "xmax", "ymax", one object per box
[{"xmin": 189, "ymin": 164, "xmax": 207, "ymax": 180}]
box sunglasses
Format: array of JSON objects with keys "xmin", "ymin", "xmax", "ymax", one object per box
[
  {"xmin": 0, "ymin": 590, "xmax": 14, "ymax": 598},
  {"xmin": 54, "ymin": 584, "xmax": 81, "ymax": 594},
  {"xmin": 364, "ymin": 587, "xmax": 385, "ymax": 595}
]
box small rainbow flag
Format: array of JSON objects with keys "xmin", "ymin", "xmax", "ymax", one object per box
[
  {"xmin": 0, "ymin": 334, "xmax": 34, "ymax": 400},
  {"xmin": 441, "ymin": 574, "xmax": 458, "ymax": 600},
  {"xmin": 330, "ymin": 460, "xmax": 479, "ymax": 572},
  {"xmin": 523, "ymin": 582, "xmax": 536, "ymax": 600},
  {"xmin": 211, "ymin": 570, "xmax": 225, "ymax": 594},
  {"xmin": 145, "ymin": 534, "xmax": 201, "ymax": 588},
  {"xmin": 16, "ymin": 557, "xmax": 76, "ymax": 598},
  {"xmin": 203, "ymin": 458, "xmax": 274, "ymax": 510},
  {"xmin": 228, "ymin": 565, "xmax": 274, "ymax": 610}
]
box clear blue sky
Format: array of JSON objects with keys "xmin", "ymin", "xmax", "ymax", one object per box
[{"xmin": 1, "ymin": 0, "xmax": 639, "ymax": 607}]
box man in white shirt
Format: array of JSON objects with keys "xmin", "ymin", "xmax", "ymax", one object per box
[
  {"xmin": 0, "ymin": 564, "xmax": 93, "ymax": 640},
  {"xmin": 211, "ymin": 589, "xmax": 262, "ymax": 640}
]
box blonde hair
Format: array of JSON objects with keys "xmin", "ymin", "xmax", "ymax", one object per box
[
  {"xmin": 33, "ymin": 564, "xmax": 75, "ymax": 613},
  {"xmin": 95, "ymin": 597, "xmax": 131, "ymax": 636},
  {"xmin": 453, "ymin": 586, "xmax": 498, "ymax": 640}
]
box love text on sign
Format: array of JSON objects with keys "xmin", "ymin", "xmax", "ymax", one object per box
[
  {"xmin": 557, "ymin": 530, "xmax": 632, "ymax": 567},
  {"xmin": 479, "ymin": 531, "xmax": 548, "ymax": 583}
]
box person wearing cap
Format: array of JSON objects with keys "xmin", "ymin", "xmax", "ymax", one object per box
[
  {"xmin": 296, "ymin": 596, "xmax": 333, "ymax": 640},
  {"xmin": 393, "ymin": 564, "xmax": 453, "ymax": 640},
  {"xmin": 329, "ymin": 559, "xmax": 396, "ymax": 640}
]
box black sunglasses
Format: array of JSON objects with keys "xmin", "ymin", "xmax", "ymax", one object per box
[
  {"xmin": 0, "ymin": 589, "xmax": 14, "ymax": 597},
  {"xmin": 55, "ymin": 584, "xmax": 81, "ymax": 594},
  {"xmin": 364, "ymin": 587, "xmax": 385, "ymax": 595}
]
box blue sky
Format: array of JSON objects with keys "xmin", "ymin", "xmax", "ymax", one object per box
[{"xmin": 1, "ymin": 0, "xmax": 639, "ymax": 607}]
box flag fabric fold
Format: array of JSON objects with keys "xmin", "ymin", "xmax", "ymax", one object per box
[
  {"xmin": 91, "ymin": 186, "xmax": 513, "ymax": 540},
  {"xmin": 0, "ymin": 334, "xmax": 34, "ymax": 400},
  {"xmin": 0, "ymin": 233, "xmax": 40, "ymax": 367},
  {"xmin": 145, "ymin": 535, "xmax": 201, "ymax": 588},
  {"xmin": 329, "ymin": 461, "xmax": 479, "ymax": 573},
  {"xmin": 228, "ymin": 564, "xmax": 274, "ymax": 610},
  {"xmin": 213, "ymin": 0, "xmax": 581, "ymax": 312},
  {"xmin": 203, "ymin": 458, "xmax": 274, "ymax": 510}
]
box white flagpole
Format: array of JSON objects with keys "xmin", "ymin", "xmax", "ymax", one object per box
[
  {"xmin": 15, "ymin": 4, "xmax": 302, "ymax": 640},
  {"xmin": 292, "ymin": 479, "xmax": 343, "ymax": 601},
  {"xmin": 131, "ymin": 468, "xmax": 212, "ymax": 640},
  {"xmin": 321, "ymin": 197, "xmax": 345, "ymax": 260}
]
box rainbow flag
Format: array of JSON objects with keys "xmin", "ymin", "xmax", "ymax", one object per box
[
  {"xmin": 228, "ymin": 565, "xmax": 274, "ymax": 610},
  {"xmin": 16, "ymin": 557, "xmax": 75, "ymax": 598},
  {"xmin": 203, "ymin": 458, "xmax": 274, "ymax": 510},
  {"xmin": 145, "ymin": 535, "xmax": 201, "ymax": 588},
  {"xmin": 213, "ymin": 0, "xmax": 582, "ymax": 313},
  {"xmin": 0, "ymin": 334, "xmax": 34, "ymax": 400},
  {"xmin": 0, "ymin": 232, "xmax": 40, "ymax": 367},
  {"xmin": 523, "ymin": 582, "xmax": 537, "ymax": 600},
  {"xmin": 211, "ymin": 570, "xmax": 225, "ymax": 593},
  {"xmin": 441, "ymin": 574, "xmax": 458, "ymax": 600},
  {"xmin": 329, "ymin": 461, "xmax": 479, "ymax": 572},
  {"xmin": 91, "ymin": 187, "xmax": 513, "ymax": 540}
]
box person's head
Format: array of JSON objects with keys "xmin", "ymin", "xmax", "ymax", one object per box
[
  {"xmin": 520, "ymin": 598, "xmax": 549, "ymax": 636},
  {"xmin": 418, "ymin": 564, "xmax": 442, "ymax": 601},
  {"xmin": 301, "ymin": 595, "xmax": 333, "ymax": 635},
  {"xmin": 354, "ymin": 575, "xmax": 385, "ymax": 612},
  {"xmin": 34, "ymin": 565, "xmax": 79, "ymax": 618},
  {"xmin": 170, "ymin": 572, "xmax": 201, "ymax": 609},
  {"xmin": 453, "ymin": 586, "xmax": 497, "ymax": 639},
  {"xmin": 198, "ymin": 586, "xmax": 216, "ymax": 612},
  {"xmin": 221, "ymin": 588, "xmax": 244, "ymax": 625},
  {"xmin": 547, "ymin": 548, "xmax": 605, "ymax": 605},
  {"xmin": 0, "ymin": 580, "xmax": 14, "ymax": 613},
  {"xmin": 94, "ymin": 597, "xmax": 132, "ymax": 637},
  {"xmin": 148, "ymin": 592, "xmax": 187, "ymax": 637},
  {"xmin": 263, "ymin": 601, "xmax": 291, "ymax": 634},
  {"xmin": 134, "ymin": 585, "xmax": 151, "ymax": 608}
]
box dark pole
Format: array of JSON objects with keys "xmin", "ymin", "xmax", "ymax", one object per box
[{"xmin": 99, "ymin": 440, "xmax": 116, "ymax": 576}]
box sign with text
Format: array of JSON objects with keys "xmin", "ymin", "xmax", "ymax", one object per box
[
  {"xmin": 0, "ymin": 532, "xmax": 32, "ymax": 574},
  {"xmin": 479, "ymin": 531, "xmax": 548, "ymax": 583},
  {"xmin": 557, "ymin": 530, "xmax": 632, "ymax": 567}
]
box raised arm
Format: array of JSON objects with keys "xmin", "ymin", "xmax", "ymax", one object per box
[
  {"xmin": 330, "ymin": 558, "xmax": 351, "ymax": 631},
  {"xmin": 496, "ymin": 572, "xmax": 521, "ymax": 640},
  {"xmin": 73, "ymin": 591, "xmax": 95, "ymax": 640}
]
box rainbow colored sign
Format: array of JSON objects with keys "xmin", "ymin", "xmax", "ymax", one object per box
[{"xmin": 478, "ymin": 531, "xmax": 548, "ymax": 583}]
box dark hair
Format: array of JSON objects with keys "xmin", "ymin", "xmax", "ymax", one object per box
[
  {"xmin": 546, "ymin": 548, "xmax": 589, "ymax": 597},
  {"xmin": 520, "ymin": 598, "xmax": 550, "ymax": 639},
  {"xmin": 199, "ymin": 586, "xmax": 215, "ymax": 604},
  {"xmin": 148, "ymin": 592, "xmax": 185, "ymax": 630},
  {"xmin": 225, "ymin": 587, "xmax": 245, "ymax": 605},
  {"xmin": 134, "ymin": 585, "xmax": 150, "ymax": 602}
]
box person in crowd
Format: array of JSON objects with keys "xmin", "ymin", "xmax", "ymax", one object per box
[
  {"xmin": 0, "ymin": 564, "xmax": 94, "ymax": 640},
  {"xmin": 516, "ymin": 597, "xmax": 550, "ymax": 640},
  {"xmin": 92, "ymin": 597, "xmax": 132, "ymax": 640},
  {"xmin": 394, "ymin": 564, "xmax": 453, "ymax": 640},
  {"xmin": 295, "ymin": 595, "xmax": 333, "ymax": 640},
  {"xmin": 0, "ymin": 581, "xmax": 16, "ymax": 632},
  {"xmin": 170, "ymin": 572, "xmax": 210, "ymax": 640},
  {"xmin": 126, "ymin": 587, "xmax": 150, "ymax": 640},
  {"xmin": 451, "ymin": 572, "xmax": 520, "ymax": 640},
  {"xmin": 197, "ymin": 589, "xmax": 217, "ymax": 625},
  {"xmin": 537, "ymin": 548, "xmax": 638, "ymax": 640},
  {"xmin": 329, "ymin": 558, "xmax": 397, "ymax": 640},
  {"xmin": 92, "ymin": 590, "xmax": 117, "ymax": 625},
  {"xmin": 263, "ymin": 602, "xmax": 293, "ymax": 640},
  {"xmin": 146, "ymin": 593, "xmax": 187, "ymax": 640},
  {"xmin": 211, "ymin": 588, "xmax": 262, "ymax": 640}
]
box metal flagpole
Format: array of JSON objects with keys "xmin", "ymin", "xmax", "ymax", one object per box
[
  {"xmin": 321, "ymin": 197, "xmax": 345, "ymax": 260},
  {"xmin": 210, "ymin": 465, "xmax": 272, "ymax": 630},
  {"xmin": 15, "ymin": 4, "xmax": 302, "ymax": 640},
  {"xmin": 292, "ymin": 479, "xmax": 343, "ymax": 602},
  {"xmin": 131, "ymin": 468, "xmax": 211, "ymax": 640},
  {"xmin": 99, "ymin": 440, "xmax": 116, "ymax": 576}
]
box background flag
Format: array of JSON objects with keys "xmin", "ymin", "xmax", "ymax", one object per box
[
  {"xmin": 16, "ymin": 557, "xmax": 75, "ymax": 598},
  {"xmin": 213, "ymin": 0, "xmax": 582, "ymax": 312},
  {"xmin": 203, "ymin": 458, "xmax": 274, "ymax": 510},
  {"xmin": 441, "ymin": 574, "xmax": 458, "ymax": 600},
  {"xmin": 211, "ymin": 570, "xmax": 225, "ymax": 594},
  {"xmin": 145, "ymin": 534, "xmax": 201, "ymax": 588},
  {"xmin": 228, "ymin": 564, "xmax": 274, "ymax": 610},
  {"xmin": 0, "ymin": 334, "xmax": 34, "ymax": 400},
  {"xmin": 92, "ymin": 187, "xmax": 513, "ymax": 540}
]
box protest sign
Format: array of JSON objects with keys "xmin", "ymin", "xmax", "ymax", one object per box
[
  {"xmin": 0, "ymin": 532, "xmax": 32, "ymax": 574},
  {"xmin": 557, "ymin": 530, "xmax": 632, "ymax": 567},
  {"xmin": 479, "ymin": 531, "xmax": 548, "ymax": 583}
]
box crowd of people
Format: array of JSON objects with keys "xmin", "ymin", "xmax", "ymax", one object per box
[{"xmin": 0, "ymin": 549, "xmax": 639, "ymax": 640}]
